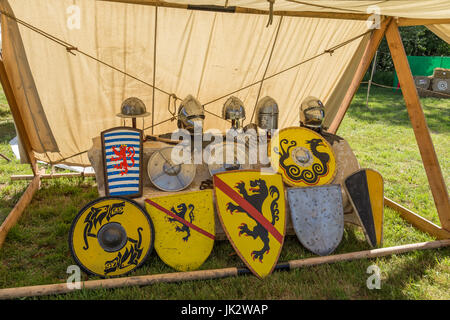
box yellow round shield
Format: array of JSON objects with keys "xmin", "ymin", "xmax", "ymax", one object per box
[
  {"xmin": 269, "ymin": 127, "xmax": 336, "ymax": 187},
  {"xmin": 69, "ymin": 197, "xmax": 154, "ymax": 277}
]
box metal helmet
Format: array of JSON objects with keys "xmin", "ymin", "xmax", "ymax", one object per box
[
  {"xmin": 177, "ymin": 95, "xmax": 205, "ymax": 132},
  {"xmin": 299, "ymin": 96, "xmax": 325, "ymax": 129},
  {"xmin": 117, "ymin": 97, "xmax": 150, "ymax": 118},
  {"xmin": 255, "ymin": 96, "xmax": 279, "ymax": 130},
  {"xmin": 222, "ymin": 96, "xmax": 246, "ymax": 129}
]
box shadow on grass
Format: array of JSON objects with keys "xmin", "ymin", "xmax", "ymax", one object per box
[
  {"xmin": 347, "ymin": 86, "xmax": 450, "ymax": 134},
  {"xmin": 377, "ymin": 248, "xmax": 449, "ymax": 299}
]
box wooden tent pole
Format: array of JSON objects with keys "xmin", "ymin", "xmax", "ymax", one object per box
[
  {"xmin": 0, "ymin": 58, "xmax": 37, "ymax": 176},
  {"xmin": 0, "ymin": 175, "xmax": 40, "ymax": 249},
  {"xmin": 385, "ymin": 197, "xmax": 450, "ymax": 239},
  {"xmin": 0, "ymin": 238, "xmax": 449, "ymax": 299},
  {"xmin": 385, "ymin": 21, "xmax": 450, "ymax": 231},
  {"xmin": 328, "ymin": 17, "xmax": 392, "ymax": 134}
]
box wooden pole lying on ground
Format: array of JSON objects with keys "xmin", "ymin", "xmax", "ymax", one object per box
[
  {"xmin": 10, "ymin": 172, "xmax": 96, "ymax": 181},
  {"xmin": 0, "ymin": 239, "xmax": 449, "ymax": 299},
  {"xmin": 0, "ymin": 175, "xmax": 41, "ymax": 249}
]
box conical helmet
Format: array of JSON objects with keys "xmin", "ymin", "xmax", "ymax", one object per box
[
  {"xmin": 255, "ymin": 96, "xmax": 279, "ymax": 130},
  {"xmin": 222, "ymin": 96, "xmax": 246, "ymax": 129},
  {"xmin": 177, "ymin": 95, "xmax": 205, "ymax": 132},
  {"xmin": 299, "ymin": 96, "xmax": 325, "ymax": 129}
]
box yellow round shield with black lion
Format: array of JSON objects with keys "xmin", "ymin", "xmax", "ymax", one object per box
[
  {"xmin": 269, "ymin": 127, "xmax": 336, "ymax": 187},
  {"xmin": 69, "ymin": 197, "xmax": 154, "ymax": 277}
]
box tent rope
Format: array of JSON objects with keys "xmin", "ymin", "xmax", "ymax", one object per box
[
  {"xmin": 250, "ymin": 15, "xmax": 284, "ymax": 123},
  {"xmin": 203, "ymin": 28, "xmax": 372, "ymax": 108},
  {"xmin": 151, "ymin": 6, "xmax": 158, "ymax": 134},
  {"xmin": 0, "ymin": 9, "xmax": 178, "ymax": 101}
]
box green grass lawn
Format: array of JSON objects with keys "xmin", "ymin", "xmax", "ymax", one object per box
[{"xmin": 0, "ymin": 85, "xmax": 448, "ymax": 300}]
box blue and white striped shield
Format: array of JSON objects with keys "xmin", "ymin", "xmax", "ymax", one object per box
[{"xmin": 101, "ymin": 127, "xmax": 143, "ymax": 198}]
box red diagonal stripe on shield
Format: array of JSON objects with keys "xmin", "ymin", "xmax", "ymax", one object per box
[
  {"xmin": 145, "ymin": 199, "xmax": 215, "ymax": 240},
  {"xmin": 213, "ymin": 175, "xmax": 283, "ymax": 244}
]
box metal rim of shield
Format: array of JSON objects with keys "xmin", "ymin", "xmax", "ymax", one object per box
[
  {"xmin": 205, "ymin": 142, "xmax": 251, "ymax": 176},
  {"xmin": 68, "ymin": 196, "xmax": 155, "ymax": 277},
  {"xmin": 269, "ymin": 126, "xmax": 336, "ymax": 187},
  {"xmin": 287, "ymin": 184, "xmax": 344, "ymax": 256},
  {"xmin": 344, "ymin": 168, "xmax": 384, "ymax": 248},
  {"xmin": 101, "ymin": 126, "xmax": 143, "ymax": 198},
  {"xmin": 213, "ymin": 170, "xmax": 286, "ymax": 279},
  {"xmin": 147, "ymin": 147, "xmax": 196, "ymax": 192}
]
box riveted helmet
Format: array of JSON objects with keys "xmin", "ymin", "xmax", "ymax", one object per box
[
  {"xmin": 299, "ymin": 96, "xmax": 325, "ymax": 129},
  {"xmin": 117, "ymin": 97, "xmax": 150, "ymax": 118},
  {"xmin": 177, "ymin": 95, "xmax": 205, "ymax": 133},
  {"xmin": 222, "ymin": 96, "xmax": 246, "ymax": 129},
  {"xmin": 255, "ymin": 96, "xmax": 279, "ymax": 130}
]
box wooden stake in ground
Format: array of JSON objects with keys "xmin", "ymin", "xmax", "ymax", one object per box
[{"xmin": 0, "ymin": 239, "xmax": 449, "ymax": 299}]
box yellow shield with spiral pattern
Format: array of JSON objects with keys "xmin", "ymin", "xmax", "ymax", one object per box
[
  {"xmin": 269, "ymin": 127, "xmax": 336, "ymax": 187},
  {"xmin": 145, "ymin": 190, "xmax": 215, "ymax": 272},
  {"xmin": 213, "ymin": 171, "xmax": 286, "ymax": 279}
]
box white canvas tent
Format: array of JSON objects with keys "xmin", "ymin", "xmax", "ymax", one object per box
[{"xmin": 0, "ymin": 1, "xmax": 448, "ymax": 249}]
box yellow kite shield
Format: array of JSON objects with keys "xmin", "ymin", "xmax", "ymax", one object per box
[
  {"xmin": 269, "ymin": 127, "xmax": 336, "ymax": 187},
  {"xmin": 145, "ymin": 190, "xmax": 215, "ymax": 272},
  {"xmin": 213, "ymin": 171, "xmax": 286, "ymax": 279},
  {"xmin": 69, "ymin": 197, "xmax": 154, "ymax": 277}
]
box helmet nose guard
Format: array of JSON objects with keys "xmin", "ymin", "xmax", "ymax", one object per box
[
  {"xmin": 177, "ymin": 95, "xmax": 205, "ymax": 133},
  {"xmin": 222, "ymin": 96, "xmax": 246, "ymax": 129}
]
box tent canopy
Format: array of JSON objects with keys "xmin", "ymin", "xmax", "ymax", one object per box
[{"xmin": 1, "ymin": 0, "xmax": 449, "ymax": 166}]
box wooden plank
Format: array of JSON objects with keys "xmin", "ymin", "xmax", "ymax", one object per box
[
  {"xmin": 397, "ymin": 18, "xmax": 450, "ymax": 26},
  {"xmin": 385, "ymin": 21, "xmax": 450, "ymax": 231},
  {"xmin": 0, "ymin": 58, "xmax": 37, "ymax": 175},
  {"xmin": 0, "ymin": 238, "xmax": 449, "ymax": 299},
  {"xmin": 10, "ymin": 172, "xmax": 95, "ymax": 181},
  {"xmin": 102, "ymin": 0, "xmax": 371, "ymax": 20},
  {"xmin": 328, "ymin": 17, "xmax": 392, "ymax": 134},
  {"xmin": 0, "ymin": 175, "xmax": 40, "ymax": 248},
  {"xmin": 385, "ymin": 197, "xmax": 450, "ymax": 240}
]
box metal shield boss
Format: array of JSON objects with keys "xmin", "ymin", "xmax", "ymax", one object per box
[
  {"xmin": 344, "ymin": 169, "xmax": 384, "ymax": 247},
  {"xmin": 69, "ymin": 197, "xmax": 155, "ymax": 277},
  {"xmin": 101, "ymin": 127, "xmax": 143, "ymax": 198},
  {"xmin": 287, "ymin": 185, "xmax": 344, "ymax": 256},
  {"xmin": 269, "ymin": 127, "xmax": 336, "ymax": 187},
  {"xmin": 213, "ymin": 171, "xmax": 286, "ymax": 279},
  {"xmin": 145, "ymin": 190, "xmax": 215, "ymax": 272}
]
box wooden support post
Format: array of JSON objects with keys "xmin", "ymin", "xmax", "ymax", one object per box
[
  {"xmin": 0, "ymin": 58, "xmax": 37, "ymax": 175},
  {"xmin": 385, "ymin": 197, "xmax": 450, "ymax": 240},
  {"xmin": 0, "ymin": 238, "xmax": 449, "ymax": 299},
  {"xmin": 328, "ymin": 18, "xmax": 392, "ymax": 134},
  {"xmin": 0, "ymin": 175, "xmax": 41, "ymax": 249},
  {"xmin": 385, "ymin": 21, "xmax": 450, "ymax": 231}
]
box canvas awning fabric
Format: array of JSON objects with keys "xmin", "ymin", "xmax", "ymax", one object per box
[{"xmin": 1, "ymin": 0, "xmax": 449, "ymax": 166}]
